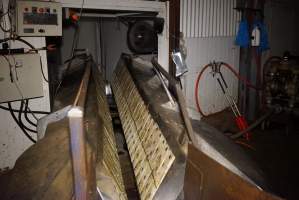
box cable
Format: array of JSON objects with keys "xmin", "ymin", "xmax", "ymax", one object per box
[
  {"xmin": 8, "ymin": 102, "xmax": 36, "ymax": 143},
  {"xmin": 54, "ymin": 0, "xmax": 85, "ymax": 97},
  {"xmin": 18, "ymin": 101, "xmax": 37, "ymax": 133},
  {"xmin": 24, "ymin": 100, "xmax": 37, "ymax": 127},
  {"xmin": 0, "ymin": 0, "xmax": 13, "ymax": 34},
  {"xmin": 39, "ymin": 57, "xmax": 48, "ymax": 82},
  {"xmin": 0, "ymin": 37, "xmax": 50, "ymax": 114},
  {"xmin": 0, "ymin": 104, "xmax": 50, "ymax": 114},
  {"xmin": 0, "ymin": 12, "xmax": 12, "ymax": 32},
  {"xmin": 1, "ymin": 37, "xmax": 36, "ymax": 50}
]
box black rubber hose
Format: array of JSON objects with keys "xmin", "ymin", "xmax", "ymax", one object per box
[
  {"xmin": 8, "ymin": 102, "xmax": 36, "ymax": 143},
  {"xmin": 0, "ymin": 37, "xmax": 36, "ymax": 50},
  {"xmin": 24, "ymin": 100, "xmax": 37, "ymax": 127},
  {"xmin": 230, "ymin": 109, "xmax": 274, "ymax": 139},
  {"xmin": 18, "ymin": 101, "xmax": 37, "ymax": 133},
  {"xmin": 0, "ymin": 104, "xmax": 50, "ymax": 114}
]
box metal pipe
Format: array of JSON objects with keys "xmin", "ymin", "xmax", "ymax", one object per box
[
  {"xmin": 151, "ymin": 57, "xmax": 197, "ymax": 144},
  {"xmin": 153, "ymin": 67, "xmax": 176, "ymax": 106}
]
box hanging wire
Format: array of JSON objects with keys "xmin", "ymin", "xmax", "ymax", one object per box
[{"xmin": 54, "ymin": 0, "xmax": 86, "ymax": 98}]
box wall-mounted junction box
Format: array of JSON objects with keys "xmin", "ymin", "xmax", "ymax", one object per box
[
  {"xmin": 16, "ymin": 0, "xmax": 62, "ymax": 36},
  {"xmin": 0, "ymin": 53, "xmax": 44, "ymax": 103}
]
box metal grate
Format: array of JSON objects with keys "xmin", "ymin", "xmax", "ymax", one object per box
[
  {"xmin": 93, "ymin": 67, "xmax": 128, "ymax": 200},
  {"xmin": 180, "ymin": 0, "xmax": 241, "ymax": 38},
  {"xmin": 112, "ymin": 65, "xmax": 175, "ymax": 200}
]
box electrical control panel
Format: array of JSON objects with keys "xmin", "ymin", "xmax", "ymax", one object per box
[
  {"xmin": 0, "ymin": 53, "xmax": 44, "ymax": 103},
  {"xmin": 16, "ymin": 0, "xmax": 62, "ymax": 36}
]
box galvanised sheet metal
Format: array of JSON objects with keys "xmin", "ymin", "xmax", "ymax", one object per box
[
  {"xmin": 111, "ymin": 64, "xmax": 175, "ymax": 200},
  {"xmin": 93, "ymin": 67, "xmax": 127, "ymax": 200}
]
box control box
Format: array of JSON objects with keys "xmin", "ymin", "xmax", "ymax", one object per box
[
  {"xmin": 16, "ymin": 0, "xmax": 62, "ymax": 36},
  {"xmin": 0, "ymin": 53, "xmax": 44, "ymax": 103}
]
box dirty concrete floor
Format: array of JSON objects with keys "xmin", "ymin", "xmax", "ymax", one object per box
[{"xmin": 203, "ymin": 110, "xmax": 299, "ymax": 200}]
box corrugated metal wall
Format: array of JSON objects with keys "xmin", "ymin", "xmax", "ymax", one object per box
[
  {"xmin": 180, "ymin": 0, "xmax": 241, "ymax": 38},
  {"xmin": 181, "ymin": 0, "xmax": 241, "ymax": 116},
  {"xmin": 183, "ymin": 38, "xmax": 240, "ymax": 115}
]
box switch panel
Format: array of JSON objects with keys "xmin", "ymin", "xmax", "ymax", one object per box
[
  {"xmin": 0, "ymin": 53, "xmax": 44, "ymax": 103},
  {"xmin": 16, "ymin": 1, "xmax": 62, "ymax": 36}
]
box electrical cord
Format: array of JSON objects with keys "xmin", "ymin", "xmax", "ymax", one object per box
[
  {"xmin": 24, "ymin": 100, "xmax": 37, "ymax": 127},
  {"xmin": 0, "ymin": 37, "xmax": 37, "ymax": 51},
  {"xmin": 39, "ymin": 57, "xmax": 48, "ymax": 82},
  {"xmin": 18, "ymin": 101, "xmax": 37, "ymax": 133},
  {"xmin": 0, "ymin": 37, "xmax": 50, "ymax": 140},
  {"xmin": 0, "ymin": 0, "xmax": 11, "ymax": 33},
  {"xmin": 0, "ymin": 12, "xmax": 12, "ymax": 33},
  {"xmin": 0, "ymin": 37, "xmax": 50, "ymax": 109},
  {"xmin": 8, "ymin": 102, "xmax": 36, "ymax": 143},
  {"xmin": 54, "ymin": 0, "xmax": 85, "ymax": 97},
  {"xmin": 0, "ymin": 104, "xmax": 50, "ymax": 114}
]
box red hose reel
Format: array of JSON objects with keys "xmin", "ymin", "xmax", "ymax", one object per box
[{"xmin": 194, "ymin": 62, "xmax": 253, "ymax": 140}]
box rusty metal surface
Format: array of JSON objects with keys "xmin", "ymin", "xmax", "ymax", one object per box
[
  {"xmin": 138, "ymin": 58, "xmax": 267, "ymax": 190},
  {"xmin": 184, "ymin": 144, "xmax": 284, "ymax": 200},
  {"xmin": 0, "ymin": 59, "xmax": 127, "ymax": 200},
  {"xmin": 69, "ymin": 60, "xmax": 127, "ymax": 200},
  {"xmin": 118, "ymin": 55, "xmax": 283, "ymax": 199},
  {"xmin": 68, "ymin": 107, "xmax": 88, "ymax": 200},
  {"xmin": 67, "ymin": 60, "xmax": 94, "ymax": 200},
  {"xmin": 73, "ymin": 62, "xmax": 91, "ymax": 107},
  {"xmin": 111, "ymin": 62, "xmax": 176, "ymax": 200}
]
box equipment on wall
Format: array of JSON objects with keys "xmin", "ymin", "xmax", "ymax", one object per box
[
  {"xmin": 171, "ymin": 50, "xmax": 188, "ymax": 78},
  {"xmin": 195, "ymin": 62, "xmax": 251, "ymax": 140},
  {"xmin": 15, "ymin": 0, "xmax": 62, "ymax": 36},
  {"xmin": 0, "ymin": 37, "xmax": 50, "ymax": 143},
  {"xmin": 0, "ymin": 53, "xmax": 44, "ymax": 103},
  {"xmin": 127, "ymin": 21, "xmax": 158, "ymax": 54},
  {"xmin": 195, "ymin": 61, "xmax": 258, "ymax": 117},
  {"xmin": 263, "ymin": 52, "xmax": 299, "ymax": 111}
]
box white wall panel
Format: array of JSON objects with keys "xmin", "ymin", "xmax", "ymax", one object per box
[
  {"xmin": 180, "ymin": 0, "xmax": 240, "ymax": 116},
  {"xmin": 183, "ymin": 37, "xmax": 239, "ymax": 116},
  {"xmin": 181, "ymin": 0, "xmax": 241, "ymax": 38}
]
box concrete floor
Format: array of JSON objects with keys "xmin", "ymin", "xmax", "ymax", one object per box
[{"xmin": 203, "ymin": 110, "xmax": 299, "ymax": 200}]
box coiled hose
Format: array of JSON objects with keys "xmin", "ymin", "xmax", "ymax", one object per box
[
  {"xmin": 230, "ymin": 109, "xmax": 274, "ymax": 139},
  {"xmin": 194, "ymin": 62, "xmax": 259, "ymax": 117}
]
